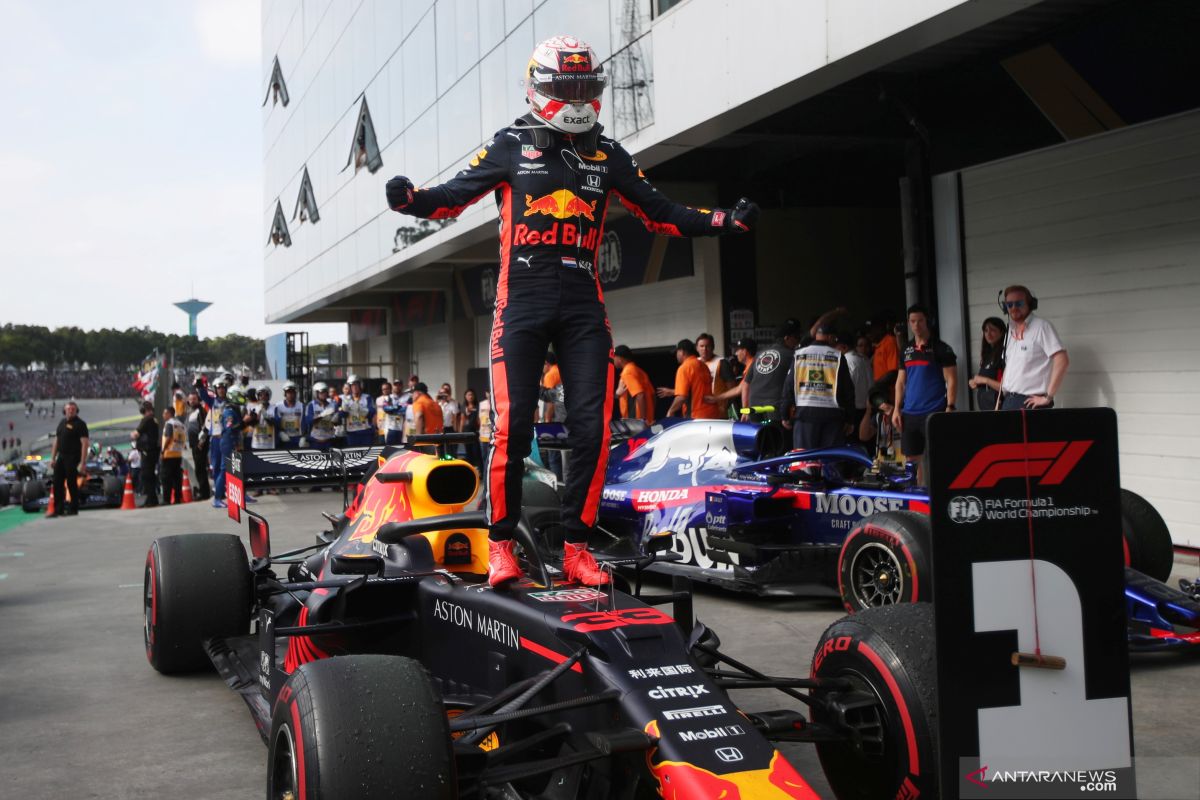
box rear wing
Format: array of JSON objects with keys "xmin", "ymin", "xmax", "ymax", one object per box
[{"xmin": 225, "ymin": 446, "xmax": 384, "ymax": 521}]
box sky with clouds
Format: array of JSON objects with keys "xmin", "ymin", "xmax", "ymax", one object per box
[{"xmin": 0, "ymin": 0, "xmax": 346, "ymax": 343}]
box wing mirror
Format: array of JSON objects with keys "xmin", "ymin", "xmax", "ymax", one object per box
[{"xmin": 248, "ymin": 512, "xmax": 271, "ymax": 559}]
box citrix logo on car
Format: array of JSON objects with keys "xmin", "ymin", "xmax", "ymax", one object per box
[{"xmin": 648, "ymin": 684, "xmax": 710, "ymax": 700}]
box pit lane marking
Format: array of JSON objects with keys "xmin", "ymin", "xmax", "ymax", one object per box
[
  {"xmin": 118, "ymin": 583, "xmax": 140, "ymax": 589},
  {"xmin": 0, "ymin": 552, "xmax": 25, "ymax": 558}
]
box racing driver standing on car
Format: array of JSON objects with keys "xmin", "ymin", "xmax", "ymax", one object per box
[{"xmin": 386, "ymin": 36, "xmax": 759, "ymax": 587}]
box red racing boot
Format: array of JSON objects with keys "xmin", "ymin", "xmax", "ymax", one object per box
[
  {"xmin": 488, "ymin": 539, "xmax": 525, "ymax": 587},
  {"xmin": 563, "ymin": 541, "xmax": 611, "ymax": 586}
]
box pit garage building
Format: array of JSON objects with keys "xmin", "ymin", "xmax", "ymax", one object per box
[{"xmin": 261, "ymin": 0, "xmax": 1199, "ymax": 546}]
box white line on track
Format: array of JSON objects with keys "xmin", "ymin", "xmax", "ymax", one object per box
[
  {"xmin": 0, "ymin": 574, "xmax": 7, "ymax": 580},
  {"xmin": 0, "ymin": 552, "xmax": 25, "ymax": 558},
  {"xmin": 117, "ymin": 583, "xmax": 141, "ymax": 589}
]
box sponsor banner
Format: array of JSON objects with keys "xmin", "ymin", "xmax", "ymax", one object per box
[
  {"xmin": 391, "ymin": 291, "xmax": 446, "ymax": 331},
  {"xmin": 927, "ymin": 409, "xmax": 1133, "ymax": 798},
  {"xmin": 225, "ymin": 474, "xmax": 242, "ymax": 525}
]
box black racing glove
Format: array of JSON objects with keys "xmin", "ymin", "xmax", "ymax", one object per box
[
  {"xmin": 724, "ymin": 198, "xmax": 759, "ymax": 233},
  {"xmin": 386, "ymin": 175, "xmax": 415, "ymax": 210}
]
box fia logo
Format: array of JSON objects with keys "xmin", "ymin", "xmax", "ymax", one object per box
[{"xmin": 948, "ymin": 495, "xmax": 983, "ymax": 524}]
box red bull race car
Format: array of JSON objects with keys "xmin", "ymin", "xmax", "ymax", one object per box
[
  {"xmin": 562, "ymin": 419, "xmax": 1199, "ymax": 654},
  {"xmin": 142, "ymin": 437, "xmax": 943, "ymax": 799}
]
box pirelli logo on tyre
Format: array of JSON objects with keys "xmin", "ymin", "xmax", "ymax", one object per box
[{"xmin": 949, "ymin": 440, "xmax": 1093, "ymax": 489}]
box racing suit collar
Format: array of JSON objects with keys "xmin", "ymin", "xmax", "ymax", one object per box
[{"xmin": 514, "ymin": 113, "xmax": 603, "ymax": 156}]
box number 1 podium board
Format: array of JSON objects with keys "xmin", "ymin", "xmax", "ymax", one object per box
[{"xmin": 927, "ymin": 408, "xmax": 1134, "ymax": 798}]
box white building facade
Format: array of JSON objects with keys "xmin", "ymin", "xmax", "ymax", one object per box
[{"xmin": 262, "ymin": 0, "xmax": 1200, "ymax": 545}]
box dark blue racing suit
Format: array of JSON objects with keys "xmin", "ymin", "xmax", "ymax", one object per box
[{"xmin": 392, "ymin": 116, "xmax": 742, "ymax": 540}]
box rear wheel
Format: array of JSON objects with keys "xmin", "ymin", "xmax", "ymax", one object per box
[
  {"xmin": 267, "ymin": 655, "xmax": 455, "ymax": 800},
  {"xmin": 144, "ymin": 533, "xmax": 252, "ymax": 673},
  {"xmin": 812, "ymin": 603, "xmax": 939, "ymax": 800},
  {"xmin": 1121, "ymin": 489, "xmax": 1174, "ymax": 582},
  {"xmin": 0, "ymin": 483, "xmax": 9, "ymax": 506},
  {"xmin": 22, "ymin": 479, "xmax": 45, "ymax": 511},
  {"xmin": 838, "ymin": 511, "xmax": 931, "ymax": 614},
  {"xmin": 102, "ymin": 475, "xmax": 123, "ymax": 507}
]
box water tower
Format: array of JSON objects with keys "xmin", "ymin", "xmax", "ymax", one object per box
[{"xmin": 174, "ymin": 298, "xmax": 212, "ymax": 337}]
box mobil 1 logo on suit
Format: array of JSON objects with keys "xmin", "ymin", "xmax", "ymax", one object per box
[{"xmin": 927, "ymin": 408, "xmax": 1134, "ymax": 798}]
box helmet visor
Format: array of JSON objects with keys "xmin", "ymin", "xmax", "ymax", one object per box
[{"xmin": 533, "ymin": 72, "xmax": 607, "ymax": 103}]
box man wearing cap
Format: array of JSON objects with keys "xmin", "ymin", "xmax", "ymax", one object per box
[
  {"xmin": 134, "ymin": 401, "xmax": 160, "ymax": 507},
  {"xmin": 411, "ymin": 383, "xmax": 443, "ymax": 437},
  {"xmin": 780, "ymin": 323, "xmax": 856, "ymax": 450},
  {"xmin": 613, "ymin": 345, "xmax": 655, "ymax": 425},
  {"xmin": 664, "ymin": 339, "xmax": 722, "ymax": 419},
  {"xmin": 743, "ymin": 320, "xmax": 802, "ymax": 421}
]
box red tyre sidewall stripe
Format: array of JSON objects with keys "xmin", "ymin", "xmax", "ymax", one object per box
[
  {"xmin": 145, "ymin": 547, "xmax": 157, "ymax": 659},
  {"xmin": 289, "ymin": 698, "xmax": 307, "ymax": 800},
  {"xmin": 858, "ymin": 641, "xmax": 919, "ymax": 777}
]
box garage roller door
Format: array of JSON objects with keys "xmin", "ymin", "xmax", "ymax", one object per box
[{"xmin": 959, "ymin": 109, "xmax": 1200, "ymax": 547}]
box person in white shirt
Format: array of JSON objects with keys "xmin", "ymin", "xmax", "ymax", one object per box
[{"xmin": 998, "ymin": 285, "xmax": 1068, "ymax": 410}]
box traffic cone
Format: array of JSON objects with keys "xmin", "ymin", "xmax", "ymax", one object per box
[
  {"xmin": 120, "ymin": 473, "xmax": 137, "ymax": 510},
  {"xmin": 181, "ymin": 469, "xmax": 194, "ymax": 503},
  {"xmin": 45, "ymin": 488, "xmax": 55, "ymax": 516}
]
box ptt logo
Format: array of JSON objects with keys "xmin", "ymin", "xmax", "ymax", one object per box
[
  {"xmin": 524, "ymin": 190, "xmax": 596, "ymax": 220},
  {"xmin": 949, "ymin": 441, "xmax": 1093, "ymax": 489}
]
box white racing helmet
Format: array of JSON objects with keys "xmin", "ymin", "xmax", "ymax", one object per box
[
  {"xmin": 526, "ymin": 35, "xmax": 607, "ymax": 134},
  {"xmin": 312, "ymin": 382, "xmax": 329, "ymax": 395}
]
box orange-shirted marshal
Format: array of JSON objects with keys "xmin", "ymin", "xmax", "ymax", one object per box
[
  {"xmin": 675, "ymin": 356, "xmax": 721, "ymax": 419},
  {"xmin": 619, "ymin": 362, "xmax": 655, "ymax": 425}
]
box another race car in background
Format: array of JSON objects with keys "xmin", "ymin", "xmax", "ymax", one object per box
[
  {"xmin": 5, "ymin": 454, "xmax": 125, "ymax": 512},
  {"xmin": 141, "ymin": 439, "xmax": 946, "ymax": 799},
  {"xmin": 574, "ymin": 418, "xmax": 1199, "ymax": 654}
]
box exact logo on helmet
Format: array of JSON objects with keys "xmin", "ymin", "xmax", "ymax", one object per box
[{"xmin": 560, "ymin": 52, "xmax": 591, "ymax": 71}]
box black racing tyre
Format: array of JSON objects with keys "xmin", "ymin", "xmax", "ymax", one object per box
[
  {"xmin": 838, "ymin": 511, "xmax": 931, "ymax": 614},
  {"xmin": 1121, "ymin": 489, "xmax": 1174, "ymax": 582},
  {"xmin": 811, "ymin": 603, "xmax": 939, "ymax": 800},
  {"xmin": 521, "ymin": 474, "xmax": 562, "ymax": 509},
  {"xmin": 23, "ymin": 478, "xmax": 45, "ymax": 504},
  {"xmin": 0, "ymin": 483, "xmax": 9, "ymax": 506},
  {"xmin": 102, "ymin": 475, "xmax": 123, "ymax": 507},
  {"xmin": 144, "ymin": 533, "xmax": 252, "ymax": 674},
  {"xmin": 268, "ymin": 655, "xmax": 455, "ymax": 800}
]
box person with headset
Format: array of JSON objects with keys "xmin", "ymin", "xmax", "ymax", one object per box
[
  {"xmin": 384, "ymin": 35, "xmax": 759, "ymax": 588},
  {"xmin": 996, "ymin": 285, "xmax": 1068, "ymax": 410}
]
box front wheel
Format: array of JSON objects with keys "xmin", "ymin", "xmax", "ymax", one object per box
[
  {"xmin": 1121, "ymin": 489, "xmax": 1174, "ymax": 582},
  {"xmin": 811, "ymin": 603, "xmax": 939, "ymax": 800},
  {"xmin": 838, "ymin": 511, "xmax": 931, "ymax": 613},
  {"xmin": 144, "ymin": 533, "xmax": 252, "ymax": 673},
  {"xmin": 268, "ymin": 655, "xmax": 456, "ymax": 799}
]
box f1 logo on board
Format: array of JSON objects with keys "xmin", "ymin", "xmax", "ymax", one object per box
[{"xmin": 949, "ymin": 441, "xmax": 1093, "ymax": 489}]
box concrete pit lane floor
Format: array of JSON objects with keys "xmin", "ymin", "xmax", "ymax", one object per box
[{"xmin": 0, "ymin": 492, "xmax": 1197, "ymax": 799}]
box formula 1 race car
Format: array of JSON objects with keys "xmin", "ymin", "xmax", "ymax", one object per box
[
  {"xmin": 143, "ymin": 438, "xmax": 942, "ymax": 799},
  {"xmin": 10, "ymin": 456, "xmax": 124, "ymax": 512},
  {"xmin": 580, "ymin": 419, "xmax": 1199, "ymax": 654}
]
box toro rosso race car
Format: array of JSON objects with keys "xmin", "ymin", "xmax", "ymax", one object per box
[
  {"xmin": 143, "ymin": 436, "xmax": 945, "ymax": 799},
  {"xmin": 580, "ymin": 419, "xmax": 1200, "ymax": 654}
]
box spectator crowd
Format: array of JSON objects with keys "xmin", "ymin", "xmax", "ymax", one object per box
[{"xmin": 0, "ymin": 368, "xmax": 136, "ymax": 403}]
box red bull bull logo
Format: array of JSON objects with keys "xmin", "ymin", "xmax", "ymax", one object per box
[
  {"xmin": 524, "ymin": 189, "xmax": 597, "ymax": 220},
  {"xmin": 560, "ymin": 52, "xmax": 591, "ymax": 71}
]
